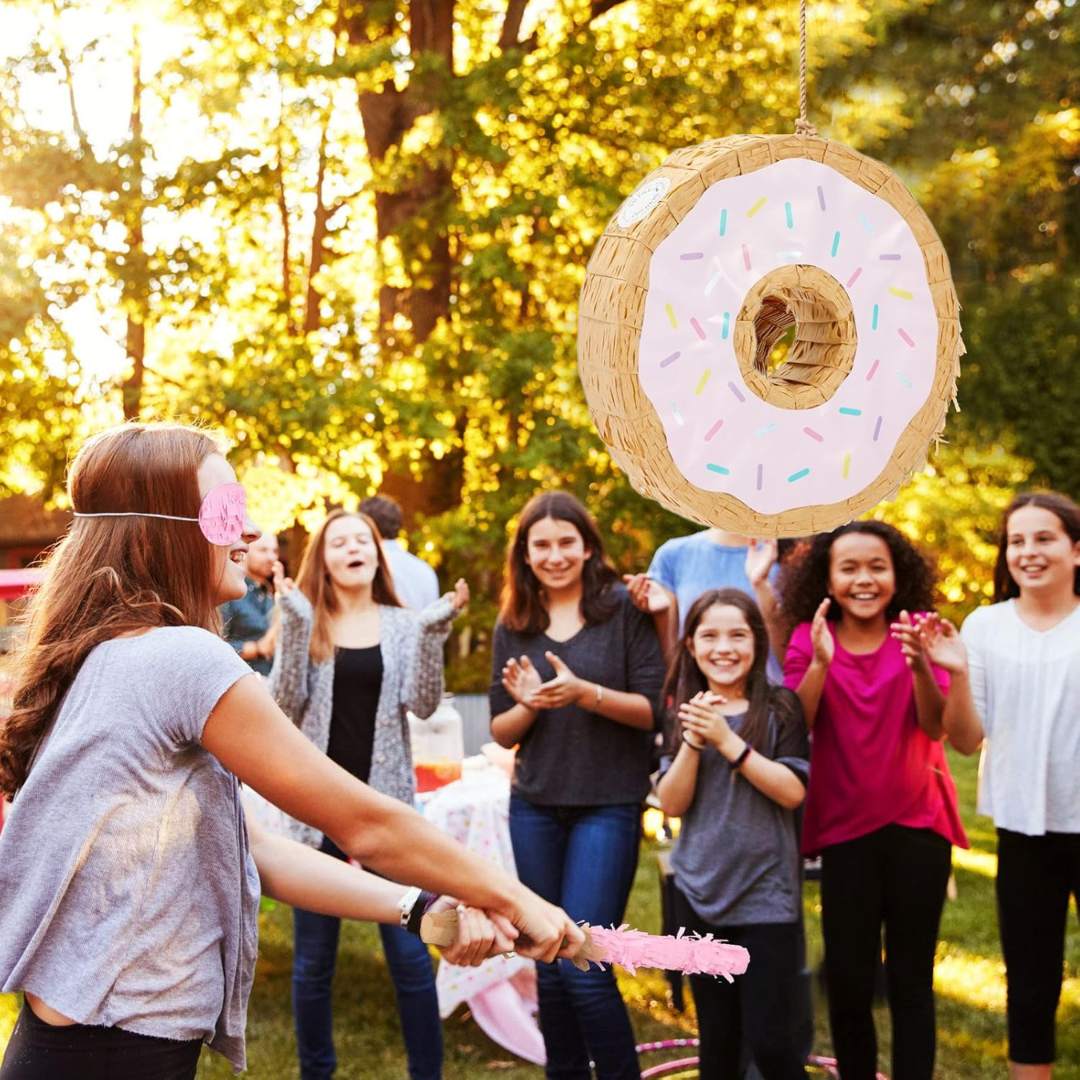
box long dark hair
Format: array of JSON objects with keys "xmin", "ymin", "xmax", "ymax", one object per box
[
  {"xmin": 294, "ymin": 510, "xmax": 403, "ymax": 662},
  {"xmin": 779, "ymin": 520, "xmax": 937, "ymax": 629},
  {"xmin": 993, "ymin": 491, "xmax": 1080, "ymax": 602},
  {"xmin": 0, "ymin": 422, "xmax": 225, "ymax": 797},
  {"xmin": 498, "ymin": 491, "xmax": 619, "ymax": 634},
  {"xmin": 660, "ymin": 588, "xmax": 800, "ymax": 755}
]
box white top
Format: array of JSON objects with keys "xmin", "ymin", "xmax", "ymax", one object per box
[{"xmin": 961, "ymin": 600, "xmax": 1080, "ymax": 835}]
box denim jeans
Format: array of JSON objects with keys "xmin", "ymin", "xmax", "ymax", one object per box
[
  {"xmin": 292, "ymin": 836, "xmax": 443, "ymax": 1079},
  {"xmin": 509, "ymin": 794, "xmax": 641, "ymax": 1080}
]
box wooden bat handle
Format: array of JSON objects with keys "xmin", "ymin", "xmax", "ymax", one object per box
[{"xmin": 420, "ymin": 908, "xmax": 600, "ymax": 970}]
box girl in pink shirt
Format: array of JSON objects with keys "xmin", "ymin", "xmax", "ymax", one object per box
[{"xmin": 780, "ymin": 521, "xmax": 967, "ymax": 1080}]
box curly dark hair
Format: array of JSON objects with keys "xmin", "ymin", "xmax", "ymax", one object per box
[{"xmin": 778, "ymin": 520, "xmax": 937, "ymax": 630}]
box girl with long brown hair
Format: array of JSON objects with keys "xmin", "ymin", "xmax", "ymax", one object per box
[
  {"xmin": 269, "ymin": 508, "xmax": 468, "ymax": 1080},
  {"xmin": 0, "ymin": 423, "xmax": 582, "ymax": 1080},
  {"xmin": 488, "ymin": 491, "xmax": 666, "ymax": 1080},
  {"xmin": 656, "ymin": 588, "xmax": 808, "ymax": 1079}
]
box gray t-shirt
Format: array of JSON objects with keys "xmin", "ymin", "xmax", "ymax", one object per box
[
  {"xmin": 662, "ymin": 700, "xmax": 809, "ymax": 926},
  {"xmin": 0, "ymin": 626, "xmax": 259, "ymax": 1072}
]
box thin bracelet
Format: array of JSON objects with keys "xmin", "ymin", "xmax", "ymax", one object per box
[
  {"xmin": 593, "ymin": 682, "xmax": 604, "ymax": 708},
  {"xmin": 730, "ymin": 744, "xmax": 752, "ymax": 770}
]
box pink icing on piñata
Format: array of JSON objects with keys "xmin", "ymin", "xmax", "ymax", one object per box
[{"xmin": 580, "ymin": 925, "xmax": 749, "ymax": 982}]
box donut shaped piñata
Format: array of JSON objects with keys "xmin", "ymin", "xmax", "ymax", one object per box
[{"xmin": 578, "ymin": 135, "xmax": 962, "ymax": 537}]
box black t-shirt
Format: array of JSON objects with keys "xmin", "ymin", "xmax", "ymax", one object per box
[
  {"xmin": 488, "ymin": 585, "xmax": 666, "ymax": 807},
  {"xmin": 327, "ymin": 644, "xmax": 384, "ymax": 783}
]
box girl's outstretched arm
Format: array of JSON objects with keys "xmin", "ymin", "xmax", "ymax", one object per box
[
  {"xmin": 892, "ymin": 611, "xmax": 946, "ymax": 739},
  {"xmin": 246, "ymin": 815, "xmax": 515, "ymax": 966},
  {"xmin": 203, "ymin": 675, "xmax": 584, "ymax": 963}
]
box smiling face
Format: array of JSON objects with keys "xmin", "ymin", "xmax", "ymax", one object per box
[
  {"xmin": 524, "ymin": 515, "xmax": 591, "ymax": 594},
  {"xmin": 828, "ymin": 531, "xmax": 896, "ymax": 626},
  {"xmin": 322, "ymin": 514, "xmax": 380, "ymax": 593},
  {"xmin": 197, "ymin": 454, "xmax": 259, "ymax": 606},
  {"xmin": 688, "ymin": 602, "xmax": 755, "ymax": 698},
  {"xmin": 1004, "ymin": 505, "xmax": 1080, "ymax": 599}
]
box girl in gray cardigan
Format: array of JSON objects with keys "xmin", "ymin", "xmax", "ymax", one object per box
[{"xmin": 269, "ymin": 509, "xmax": 467, "ymax": 1080}]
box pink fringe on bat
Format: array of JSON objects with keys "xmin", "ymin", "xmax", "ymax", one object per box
[{"xmin": 584, "ymin": 924, "xmax": 750, "ymax": 981}]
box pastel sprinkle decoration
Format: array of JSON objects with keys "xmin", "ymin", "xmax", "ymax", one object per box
[
  {"xmin": 672, "ymin": 403, "xmax": 685, "ymax": 426},
  {"xmin": 756, "ymin": 464, "xmax": 764, "ymax": 491},
  {"xmin": 803, "ymin": 427, "xmax": 824, "ymax": 443},
  {"xmin": 896, "ymin": 370, "xmax": 912, "ymax": 388},
  {"xmin": 830, "ymin": 231, "xmax": 841, "ymax": 257},
  {"xmin": 784, "ymin": 202, "xmax": 794, "ymax": 229},
  {"xmin": 859, "ymin": 214, "xmax": 874, "ymax": 235},
  {"xmin": 755, "ymin": 423, "xmax": 777, "ymax": 438},
  {"xmin": 660, "ymin": 351, "xmax": 681, "ymax": 369},
  {"xmin": 705, "ymin": 271, "xmax": 721, "ymax": 296},
  {"xmin": 889, "ymin": 287, "xmax": 913, "ymax": 300},
  {"xmin": 721, "ymin": 312, "xmax": 731, "ymax": 340},
  {"xmin": 871, "ymin": 304, "xmax": 880, "ymax": 330},
  {"xmin": 898, "ymin": 328, "xmax": 916, "ymax": 347},
  {"xmin": 842, "ymin": 452, "xmax": 852, "ymax": 479},
  {"xmin": 666, "ymin": 304, "xmax": 678, "ymax": 328},
  {"xmin": 866, "ymin": 359, "xmax": 880, "ymax": 381},
  {"xmin": 704, "ymin": 418, "xmax": 724, "ymax": 441},
  {"xmin": 706, "ymin": 463, "xmax": 730, "ymax": 476},
  {"xmin": 777, "ymin": 250, "xmax": 803, "ymax": 260},
  {"xmin": 695, "ymin": 369, "xmax": 711, "ymax": 395},
  {"xmin": 747, "ymin": 197, "xmax": 767, "ymax": 218},
  {"xmin": 690, "ymin": 317, "xmax": 707, "ymax": 341},
  {"xmin": 839, "ymin": 407, "xmax": 862, "ymax": 416},
  {"xmin": 879, "ymin": 253, "xmax": 901, "ymax": 261},
  {"xmin": 719, "ymin": 209, "xmax": 728, "ymax": 237},
  {"xmin": 817, "ymin": 186, "xmax": 826, "ymax": 211},
  {"xmin": 846, "ymin": 267, "xmax": 863, "ymax": 288},
  {"xmin": 680, "ymin": 252, "xmax": 705, "ymax": 261},
  {"xmin": 741, "ymin": 244, "xmax": 752, "ymax": 270},
  {"xmin": 788, "ymin": 468, "xmax": 810, "ymax": 483},
  {"xmin": 727, "ymin": 381, "xmax": 746, "ymax": 403},
  {"xmin": 873, "ymin": 416, "xmax": 883, "ymax": 441}
]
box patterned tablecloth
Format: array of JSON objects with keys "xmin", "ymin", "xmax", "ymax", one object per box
[{"xmin": 419, "ymin": 767, "xmax": 546, "ymax": 1065}]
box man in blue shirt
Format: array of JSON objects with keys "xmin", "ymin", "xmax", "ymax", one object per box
[{"xmin": 220, "ymin": 528, "xmax": 278, "ymax": 676}]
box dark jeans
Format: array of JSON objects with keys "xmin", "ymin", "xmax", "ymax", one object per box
[
  {"xmin": 509, "ymin": 795, "xmax": 641, "ymax": 1080},
  {"xmin": 292, "ymin": 836, "xmax": 442, "ymax": 1080},
  {"xmin": 996, "ymin": 828, "xmax": 1080, "ymax": 1064},
  {"xmin": 672, "ymin": 888, "xmax": 807, "ymax": 1080},
  {"xmin": 820, "ymin": 824, "xmax": 951, "ymax": 1080},
  {"xmin": 0, "ymin": 1002, "xmax": 202, "ymax": 1080}
]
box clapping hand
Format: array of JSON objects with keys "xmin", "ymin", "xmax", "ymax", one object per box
[
  {"xmin": 531, "ymin": 652, "xmax": 587, "ymax": 709},
  {"xmin": 678, "ymin": 691, "xmax": 735, "ymax": 753},
  {"xmin": 745, "ymin": 538, "xmax": 779, "ymax": 587},
  {"xmin": 911, "ymin": 612, "xmax": 969, "ymax": 675},
  {"xmin": 890, "ymin": 610, "xmax": 930, "ymax": 671},
  {"xmin": 502, "ymin": 656, "xmax": 543, "ymax": 709},
  {"xmin": 449, "ymin": 578, "xmax": 470, "ymax": 613},
  {"xmin": 271, "ymin": 560, "xmax": 295, "ymax": 596},
  {"xmin": 622, "ymin": 574, "xmax": 671, "ymax": 614},
  {"xmin": 809, "ymin": 597, "xmax": 835, "ymax": 667}
]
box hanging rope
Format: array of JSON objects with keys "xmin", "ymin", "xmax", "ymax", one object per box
[{"xmin": 795, "ymin": 0, "xmax": 818, "ymax": 137}]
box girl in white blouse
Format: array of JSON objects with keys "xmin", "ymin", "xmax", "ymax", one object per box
[{"xmin": 915, "ymin": 491, "xmax": 1080, "ymax": 1080}]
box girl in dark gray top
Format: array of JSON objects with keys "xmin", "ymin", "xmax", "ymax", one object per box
[
  {"xmin": 657, "ymin": 588, "xmax": 809, "ymax": 1080},
  {"xmin": 489, "ymin": 491, "xmax": 666, "ymax": 1080},
  {"xmin": 0, "ymin": 423, "xmax": 583, "ymax": 1080}
]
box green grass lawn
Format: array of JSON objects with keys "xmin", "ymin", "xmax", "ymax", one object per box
[{"xmin": 2, "ymin": 749, "xmax": 1078, "ymax": 1076}]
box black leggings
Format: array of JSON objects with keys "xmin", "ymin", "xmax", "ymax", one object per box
[
  {"xmin": 672, "ymin": 886, "xmax": 807, "ymax": 1080},
  {"xmin": 0, "ymin": 1002, "xmax": 203, "ymax": 1080},
  {"xmin": 996, "ymin": 828, "xmax": 1080, "ymax": 1065},
  {"xmin": 820, "ymin": 824, "xmax": 951, "ymax": 1080}
]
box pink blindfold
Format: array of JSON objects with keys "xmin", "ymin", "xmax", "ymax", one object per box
[{"xmin": 73, "ymin": 482, "xmax": 247, "ymax": 546}]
